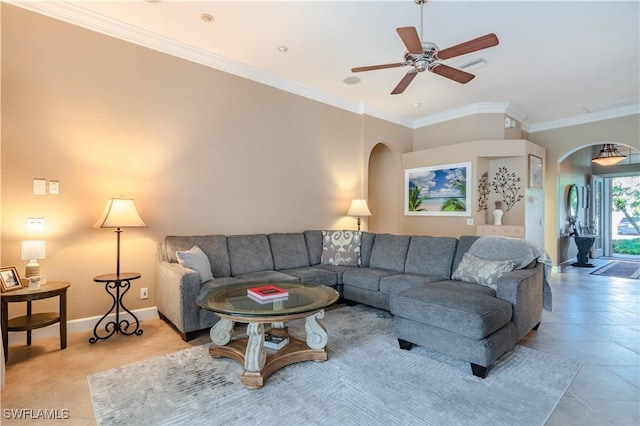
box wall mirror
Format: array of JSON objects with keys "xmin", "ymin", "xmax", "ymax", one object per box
[{"xmin": 567, "ymin": 184, "xmax": 579, "ymax": 219}]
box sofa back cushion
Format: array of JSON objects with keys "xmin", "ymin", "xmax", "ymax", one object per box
[
  {"xmin": 452, "ymin": 235, "xmax": 480, "ymax": 273},
  {"xmin": 268, "ymin": 233, "xmax": 310, "ymax": 270},
  {"xmin": 360, "ymin": 232, "xmax": 376, "ymax": 267},
  {"xmin": 404, "ymin": 236, "xmax": 458, "ymax": 279},
  {"xmin": 227, "ymin": 234, "xmax": 274, "ymax": 275},
  {"xmin": 303, "ymin": 230, "xmax": 323, "ymax": 265},
  {"xmin": 164, "ymin": 235, "xmax": 231, "ymax": 277},
  {"xmin": 369, "ymin": 234, "xmax": 411, "ymax": 272}
]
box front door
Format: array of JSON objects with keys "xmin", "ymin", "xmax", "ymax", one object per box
[{"xmin": 591, "ymin": 176, "xmax": 604, "ymax": 258}]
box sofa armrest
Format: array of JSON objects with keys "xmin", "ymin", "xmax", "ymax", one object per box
[
  {"xmin": 494, "ymin": 264, "xmax": 544, "ymax": 340},
  {"xmin": 156, "ymin": 261, "xmax": 201, "ymax": 335}
]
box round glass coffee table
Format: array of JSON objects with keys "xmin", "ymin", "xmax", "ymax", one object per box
[{"xmin": 196, "ymin": 282, "xmax": 339, "ymax": 389}]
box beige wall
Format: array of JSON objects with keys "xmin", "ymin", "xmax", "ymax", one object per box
[
  {"xmin": 412, "ymin": 113, "xmax": 523, "ymax": 150},
  {"xmin": 1, "ymin": 5, "xmax": 365, "ymax": 320}
]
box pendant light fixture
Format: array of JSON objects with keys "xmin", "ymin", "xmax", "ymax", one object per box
[{"xmin": 592, "ymin": 144, "xmax": 626, "ymax": 166}]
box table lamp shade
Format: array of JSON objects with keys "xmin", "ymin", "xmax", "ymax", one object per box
[
  {"xmin": 21, "ymin": 240, "xmax": 46, "ymax": 260},
  {"xmin": 347, "ymin": 199, "xmax": 371, "ymax": 217},
  {"xmin": 347, "ymin": 199, "xmax": 371, "ymax": 231},
  {"xmin": 21, "ymin": 240, "xmax": 46, "ymax": 278},
  {"xmin": 94, "ymin": 198, "xmax": 147, "ymax": 228}
]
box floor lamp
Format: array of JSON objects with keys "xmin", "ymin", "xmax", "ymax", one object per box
[{"xmin": 94, "ymin": 198, "xmax": 147, "ymax": 276}]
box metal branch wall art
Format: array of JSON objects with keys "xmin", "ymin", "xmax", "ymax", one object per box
[
  {"xmin": 477, "ymin": 172, "xmax": 490, "ymax": 212},
  {"xmin": 491, "ymin": 166, "xmax": 524, "ymax": 211}
]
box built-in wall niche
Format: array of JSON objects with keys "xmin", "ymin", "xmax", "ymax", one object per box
[{"xmin": 401, "ymin": 139, "xmax": 544, "ymax": 243}]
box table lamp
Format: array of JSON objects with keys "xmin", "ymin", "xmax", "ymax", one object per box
[
  {"xmin": 21, "ymin": 240, "xmax": 46, "ymax": 278},
  {"xmin": 347, "ymin": 199, "xmax": 371, "ymax": 231},
  {"xmin": 94, "ymin": 198, "xmax": 147, "ymax": 276}
]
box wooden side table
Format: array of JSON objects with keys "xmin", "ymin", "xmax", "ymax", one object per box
[
  {"xmin": 89, "ymin": 272, "xmax": 143, "ymax": 343},
  {"xmin": 1, "ymin": 281, "xmax": 70, "ymax": 363}
]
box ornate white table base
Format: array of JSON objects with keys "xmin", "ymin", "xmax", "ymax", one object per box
[{"xmin": 208, "ymin": 309, "xmax": 329, "ymax": 389}]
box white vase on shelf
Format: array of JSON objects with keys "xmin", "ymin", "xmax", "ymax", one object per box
[{"xmin": 493, "ymin": 202, "xmax": 504, "ymax": 226}]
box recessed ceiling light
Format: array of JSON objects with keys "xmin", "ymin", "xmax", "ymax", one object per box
[
  {"xmin": 277, "ymin": 46, "xmax": 289, "ymax": 53},
  {"xmin": 413, "ymin": 101, "xmax": 423, "ymax": 108},
  {"xmin": 200, "ymin": 13, "xmax": 214, "ymax": 23},
  {"xmin": 343, "ymin": 76, "xmax": 361, "ymax": 85}
]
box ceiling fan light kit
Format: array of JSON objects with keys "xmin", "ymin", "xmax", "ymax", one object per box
[{"xmin": 351, "ymin": 0, "xmax": 499, "ymax": 94}]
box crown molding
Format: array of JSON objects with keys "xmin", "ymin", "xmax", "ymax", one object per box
[{"xmin": 525, "ymin": 104, "xmax": 640, "ymax": 133}]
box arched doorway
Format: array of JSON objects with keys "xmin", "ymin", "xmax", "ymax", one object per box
[
  {"xmin": 556, "ymin": 143, "xmax": 638, "ymax": 268},
  {"xmin": 368, "ymin": 143, "xmax": 399, "ymax": 233}
]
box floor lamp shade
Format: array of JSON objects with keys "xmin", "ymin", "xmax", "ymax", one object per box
[
  {"xmin": 94, "ymin": 198, "xmax": 147, "ymax": 276},
  {"xmin": 347, "ymin": 199, "xmax": 372, "ymax": 231}
]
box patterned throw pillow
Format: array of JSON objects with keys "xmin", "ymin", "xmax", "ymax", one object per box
[
  {"xmin": 176, "ymin": 245, "xmax": 214, "ymax": 283},
  {"xmin": 321, "ymin": 230, "xmax": 362, "ymax": 267},
  {"xmin": 452, "ymin": 252, "xmax": 515, "ymax": 290}
]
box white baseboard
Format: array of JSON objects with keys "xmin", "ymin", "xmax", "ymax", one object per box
[{"xmin": 7, "ymin": 307, "xmax": 159, "ymax": 345}]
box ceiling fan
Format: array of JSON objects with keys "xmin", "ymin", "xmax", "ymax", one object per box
[{"xmin": 351, "ymin": 0, "xmax": 499, "ymax": 95}]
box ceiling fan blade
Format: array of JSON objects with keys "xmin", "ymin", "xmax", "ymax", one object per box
[
  {"xmin": 436, "ymin": 33, "xmax": 499, "ymax": 60},
  {"xmin": 351, "ymin": 63, "xmax": 405, "ymax": 73},
  {"xmin": 396, "ymin": 27, "xmax": 424, "ymax": 55},
  {"xmin": 430, "ymin": 63, "xmax": 475, "ymax": 84},
  {"xmin": 391, "ymin": 70, "xmax": 418, "ymax": 95}
]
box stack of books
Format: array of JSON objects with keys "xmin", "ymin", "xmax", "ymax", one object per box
[
  {"xmin": 264, "ymin": 332, "xmax": 289, "ymax": 350},
  {"xmin": 247, "ymin": 285, "xmax": 289, "ymax": 303}
]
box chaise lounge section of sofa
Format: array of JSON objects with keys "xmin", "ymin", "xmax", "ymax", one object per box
[{"xmin": 156, "ymin": 230, "xmax": 548, "ymax": 377}]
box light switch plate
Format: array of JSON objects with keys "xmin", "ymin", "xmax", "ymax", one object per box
[
  {"xmin": 466, "ymin": 218, "xmax": 474, "ymax": 225},
  {"xmin": 49, "ymin": 180, "xmax": 60, "ymax": 194},
  {"xmin": 33, "ymin": 178, "xmax": 46, "ymax": 195}
]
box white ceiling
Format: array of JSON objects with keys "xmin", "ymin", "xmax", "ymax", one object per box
[{"xmin": 13, "ymin": 0, "xmax": 640, "ymax": 132}]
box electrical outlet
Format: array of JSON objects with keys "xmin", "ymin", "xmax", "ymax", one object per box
[
  {"xmin": 27, "ymin": 217, "xmax": 45, "ymax": 231},
  {"xmin": 140, "ymin": 288, "xmax": 149, "ymax": 300},
  {"xmin": 466, "ymin": 218, "xmax": 474, "ymax": 225}
]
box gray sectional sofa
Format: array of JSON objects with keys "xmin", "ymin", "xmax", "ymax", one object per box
[{"xmin": 156, "ymin": 231, "xmax": 548, "ymax": 378}]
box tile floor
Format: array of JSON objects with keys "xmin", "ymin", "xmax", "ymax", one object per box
[{"xmin": 1, "ymin": 258, "xmax": 638, "ymax": 425}]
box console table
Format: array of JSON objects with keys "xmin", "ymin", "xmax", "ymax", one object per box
[
  {"xmin": 89, "ymin": 272, "xmax": 143, "ymax": 343},
  {"xmin": 1, "ymin": 281, "xmax": 70, "ymax": 363}
]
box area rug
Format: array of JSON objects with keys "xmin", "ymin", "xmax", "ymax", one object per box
[
  {"xmin": 88, "ymin": 305, "xmax": 580, "ymax": 426},
  {"xmin": 591, "ymin": 260, "xmax": 640, "ymax": 279}
]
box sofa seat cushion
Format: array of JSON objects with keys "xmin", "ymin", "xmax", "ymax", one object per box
[
  {"xmin": 279, "ymin": 267, "xmax": 338, "ymax": 286},
  {"xmin": 390, "ymin": 282, "xmax": 511, "ymax": 339},
  {"xmin": 312, "ymin": 264, "xmax": 356, "ymax": 284},
  {"xmin": 342, "ymin": 268, "xmax": 400, "ymax": 291},
  {"xmin": 268, "ymin": 233, "xmax": 310, "ymax": 270},
  {"xmin": 233, "ymin": 270, "xmax": 299, "ymax": 284},
  {"xmin": 379, "ymin": 274, "xmax": 444, "ymax": 295}
]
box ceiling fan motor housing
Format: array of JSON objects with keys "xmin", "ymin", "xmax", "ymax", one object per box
[{"xmin": 404, "ymin": 42, "xmax": 438, "ymax": 72}]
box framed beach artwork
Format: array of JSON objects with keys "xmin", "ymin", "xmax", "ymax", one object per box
[{"xmin": 405, "ymin": 162, "xmax": 472, "ymax": 216}]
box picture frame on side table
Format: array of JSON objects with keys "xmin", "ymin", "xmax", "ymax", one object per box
[
  {"xmin": 0, "ymin": 266, "xmax": 23, "ymax": 292},
  {"xmin": 405, "ymin": 162, "xmax": 471, "ymax": 216},
  {"xmin": 528, "ymin": 154, "xmax": 543, "ymax": 189}
]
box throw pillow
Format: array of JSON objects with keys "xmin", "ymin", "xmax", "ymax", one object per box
[
  {"xmin": 452, "ymin": 252, "xmax": 515, "ymax": 290},
  {"xmin": 321, "ymin": 230, "xmax": 362, "ymax": 267},
  {"xmin": 176, "ymin": 245, "xmax": 214, "ymax": 283}
]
